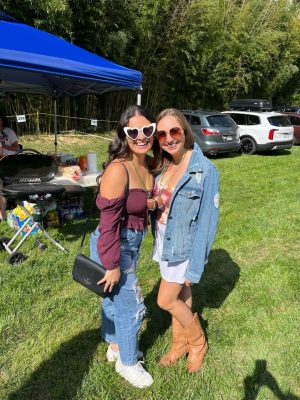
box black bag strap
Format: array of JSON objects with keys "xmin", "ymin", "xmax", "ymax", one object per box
[{"xmin": 79, "ymin": 161, "xmax": 129, "ymax": 251}]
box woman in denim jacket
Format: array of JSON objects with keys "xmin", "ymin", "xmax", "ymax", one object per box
[
  {"xmin": 90, "ymin": 105, "xmax": 157, "ymax": 388},
  {"xmin": 152, "ymin": 109, "xmax": 220, "ymax": 373}
]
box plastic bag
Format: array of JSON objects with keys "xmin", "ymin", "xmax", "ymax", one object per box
[
  {"xmin": 11, "ymin": 201, "xmax": 41, "ymax": 236},
  {"xmin": 62, "ymin": 165, "xmax": 82, "ymax": 181}
]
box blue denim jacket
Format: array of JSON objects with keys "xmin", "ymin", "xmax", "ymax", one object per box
[{"xmin": 152, "ymin": 143, "xmax": 220, "ymax": 283}]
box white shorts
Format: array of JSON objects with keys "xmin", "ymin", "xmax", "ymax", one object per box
[{"xmin": 153, "ymin": 221, "xmax": 188, "ymax": 284}]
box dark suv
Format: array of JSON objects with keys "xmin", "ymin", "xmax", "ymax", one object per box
[
  {"xmin": 229, "ymin": 98, "xmax": 273, "ymax": 112},
  {"xmin": 181, "ymin": 110, "xmax": 240, "ymax": 155}
]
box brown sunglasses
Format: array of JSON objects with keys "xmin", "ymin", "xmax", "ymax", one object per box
[{"xmin": 157, "ymin": 127, "xmax": 183, "ymax": 143}]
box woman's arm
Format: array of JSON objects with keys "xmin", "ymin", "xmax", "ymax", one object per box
[
  {"xmin": 3, "ymin": 141, "xmax": 19, "ymax": 151},
  {"xmin": 1, "ymin": 128, "xmax": 18, "ymax": 151},
  {"xmin": 96, "ymin": 162, "xmax": 128, "ymax": 292}
]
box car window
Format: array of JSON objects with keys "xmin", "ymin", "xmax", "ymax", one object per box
[
  {"xmin": 289, "ymin": 116, "xmax": 300, "ymax": 126},
  {"xmin": 268, "ymin": 116, "xmax": 292, "ymax": 127},
  {"xmin": 228, "ymin": 113, "xmax": 247, "ymax": 125},
  {"xmin": 206, "ymin": 115, "xmax": 236, "ymax": 127},
  {"xmin": 190, "ymin": 116, "xmax": 201, "ymax": 125},
  {"xmin": 183, "ymin": 114, "xmax": 191, "ymax": 123},
  {"xmin": 247, "ymin": 115, "xmax": 260, "ymax": 125}
]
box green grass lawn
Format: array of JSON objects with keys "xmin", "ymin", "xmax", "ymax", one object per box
[{"xmin": 1, "ymin": 135, "xmax": 299, "ymax": 400}]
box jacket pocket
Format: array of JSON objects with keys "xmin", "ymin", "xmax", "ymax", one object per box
[
  {"xmin": 169, "ymin": 188, "xmax": 203, "ymax": 255},
  {"xmin": 177, "ymin": 187, "xmax": 203, "ymax": 217},
  {"xmin": 178, "ymin": 185, "xmax": 203, "ymax": 198}
]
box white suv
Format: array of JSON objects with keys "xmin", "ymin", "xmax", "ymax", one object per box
[{"xmin": 222, "ymin": 111, "xmax": 294, "ymax": 154}]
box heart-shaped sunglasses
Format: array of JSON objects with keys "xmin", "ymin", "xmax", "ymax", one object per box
[{"xmin": 123, "ymin": 123, "xmax": 156, "ymax": 141}]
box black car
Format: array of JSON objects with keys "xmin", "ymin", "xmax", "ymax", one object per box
[{"xmin": 229, "ymin": 98, "xmax": 273, "ymax": 112}]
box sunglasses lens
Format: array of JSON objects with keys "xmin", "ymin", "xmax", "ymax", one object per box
[
  {"xmin": 126, "ymin": 128, "xmax": 138, "ymax": 140},
  {"xmin": 157, "ymin": 128, "xmax": 182, "ymax": 142},
  {"xmin": 143, "ymin": 124, "xmax": 155, "ymax": 138},
  {"xmin": 157, "ymin": 131, "xmax": 167, "ymax": 141},
  {"xmin": 170, "ymin": 127, "xmax": 182, "ymax": 140}
]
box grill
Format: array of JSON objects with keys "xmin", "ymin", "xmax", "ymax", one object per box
[
  {"xmin": 0, "ymin": 150, "xmax": 67, "ymax": 264},
  {"xmin": 4, "ymin": 183, "xmax": 65, "ymax": 200}
]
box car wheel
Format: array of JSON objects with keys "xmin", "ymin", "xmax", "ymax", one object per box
[{"xmin": 241, "ymin": 136, "xmax": 256, "ymax": 155}]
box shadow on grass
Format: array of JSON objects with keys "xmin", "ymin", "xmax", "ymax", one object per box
[
  {"xmin": 8, "ymin": 329, "xmax": 101, "ymax": 400},
  {"xmin": 57, "ymin": 218, "xmax": 98, "ymax": 243},
  {"xmin": 208, "ymin": 152, "xmax": 242, "ymax": 160},
  {"xmin": 45, "ymin": 187, "xmax": 99, "ymax": 244},
  {"xmin": 243, "ymin": 360, "xmax": 300, "ymax": 400},
  {"xmin": 140, "ymin": 248, "xmax": 240, "ymax": 353},
  {"xmin": 193, "ymin": 248, "xmax": 240, "ymax": 313},
  {"xmin": 257, "ymin": 149, "xmax": 292, "ymax": 157},
  {"xmin": 140, "ymin": 279, "xmax": 169, "ymax": 353}
]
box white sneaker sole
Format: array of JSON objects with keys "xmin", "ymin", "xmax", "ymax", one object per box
[
  {"xmin": 106, "ymin": 348, "xmax": 118, "ymax": 362},
  {"xmin": 115, "ymin": 363, "xmax": 153, "ymax": 388}
]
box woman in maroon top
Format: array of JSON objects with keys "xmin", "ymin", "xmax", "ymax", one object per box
[{"xmin": 89, "ymin": 105, "xmax": 156, "ymax": 388}]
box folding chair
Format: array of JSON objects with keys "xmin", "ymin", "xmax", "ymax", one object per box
[{"xmin": 0, "ymin": 149, "xmax": 67, "ymax": 264}]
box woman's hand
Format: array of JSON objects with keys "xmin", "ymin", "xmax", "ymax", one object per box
[
  {"xmin": 97, "ymin": 267, "xmax": 121, "ymax": 293},
  {"xmin": 184, "ymin": 279, "xmax": 193, "ymax": 287}
]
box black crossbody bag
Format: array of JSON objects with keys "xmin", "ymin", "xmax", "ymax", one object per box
[
  {"xmin": 72, "ymin": 163, "xmax": 129, "ymax": 297},
  {"xmin": 72, "ymin": 246, "xmax": 107, "ymax": 296}
]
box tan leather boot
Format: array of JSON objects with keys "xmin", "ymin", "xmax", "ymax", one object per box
[
  {"xmin": 159, "ymin": 318, "xmax": 189, "ymax": 366},
  {"xmin": 184, "ymin": 313, "xmax": 208, "ymax": 373}
]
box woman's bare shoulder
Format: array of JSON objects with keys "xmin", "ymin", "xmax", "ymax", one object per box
[{"xmin": 100, "ymin": 160, "xmax": 128, "ymax": 198}]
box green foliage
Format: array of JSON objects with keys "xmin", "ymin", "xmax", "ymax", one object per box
[
  {"xmin": 0, "ymin": 135, "xmax": 299, "ymax": 399},
  {"xmin": 1, "ymin": 0, "xmax": 300, "ymax": 116},
  {"xmin": 0, "ymin": 0, "xmax": 72, "ymax": 37}
]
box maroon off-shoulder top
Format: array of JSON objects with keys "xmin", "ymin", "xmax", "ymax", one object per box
[{"xmin": 96, "ymin": 189, "xmax": 148, "ymax": 270}]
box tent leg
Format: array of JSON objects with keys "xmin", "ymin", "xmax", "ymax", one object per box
[
  {"xmin": 53, "ymin": 96, "xmax": 57, "ymax": 153},
  {"xmin": 137, "ymin": 91, "xmax": 142, "ymax": 106}
]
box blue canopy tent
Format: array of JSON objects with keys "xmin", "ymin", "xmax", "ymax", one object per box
[{"xmin": 0, "ymin": 12, "xmax": 142, "ymax": 151}]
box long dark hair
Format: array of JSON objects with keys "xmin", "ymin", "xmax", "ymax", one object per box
[
  {"xmin": 0, "ymin": 114, "xmax": 9, "ymax": 128},
  {"xmin": 104, "ymin": 105, "xmax": 156, "ymax": 169},
  {"xmin": 152, "ymin": 108, "xmax": 194, "ymax": 175}
]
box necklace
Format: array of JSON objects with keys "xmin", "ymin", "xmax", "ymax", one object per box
[
  {"xmin": 130, "ymin": 160, "xmax": 153, "ymax": 199},
  {"xmin": 130, "ymin": 160, "xmax": 156, "ymax": 210},
  {"xmin": 158, "ymin": 151, "xmax": 187, "ymax": 193},
  {"xmin": 155, "ymin": 151, "xmax": 187, "ymax": 209}
]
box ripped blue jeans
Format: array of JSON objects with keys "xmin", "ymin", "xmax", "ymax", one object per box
[{"xmin": 90, "ymin": 227, "xmax": 146, "ymax": 366}]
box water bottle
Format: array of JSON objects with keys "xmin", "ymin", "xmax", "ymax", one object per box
[{"xmin": 32, "ymin": 206, "xmax": 42, "ymax": 222}]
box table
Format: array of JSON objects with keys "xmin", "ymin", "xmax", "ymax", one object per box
[
  {"xmin": 50, "ymin": 172, "xmax": 101, "ymax": 188},
  {"xmin": 50, "ymin": 172, "xmax": 101, "ymax": 214}
]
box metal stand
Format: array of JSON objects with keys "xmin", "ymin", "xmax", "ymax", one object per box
[{"xmin": 2, "ymin": 202, "xmax": 67, "ymax": 264}]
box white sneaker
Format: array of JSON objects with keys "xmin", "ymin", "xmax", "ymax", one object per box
[
  {"xmin": 115, "ymin": 358, "xmax": 153, "ymax": 388},
  {"xmin": 106, "ymin": 346, "xmax": 143, "ymax": 362}
]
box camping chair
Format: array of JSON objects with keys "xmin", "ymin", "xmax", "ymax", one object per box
[{"xmin": 0, "ymin": 149, "xmax": 67, "ymax": 264}]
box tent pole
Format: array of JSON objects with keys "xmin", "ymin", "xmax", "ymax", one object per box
[
  {"xmin": 137, "ymin": 90, "xmax": 142, "ymax": 106},
  {"xmin": 53, "ymin": 92, "xmax": 58, "ymax": 153}
]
